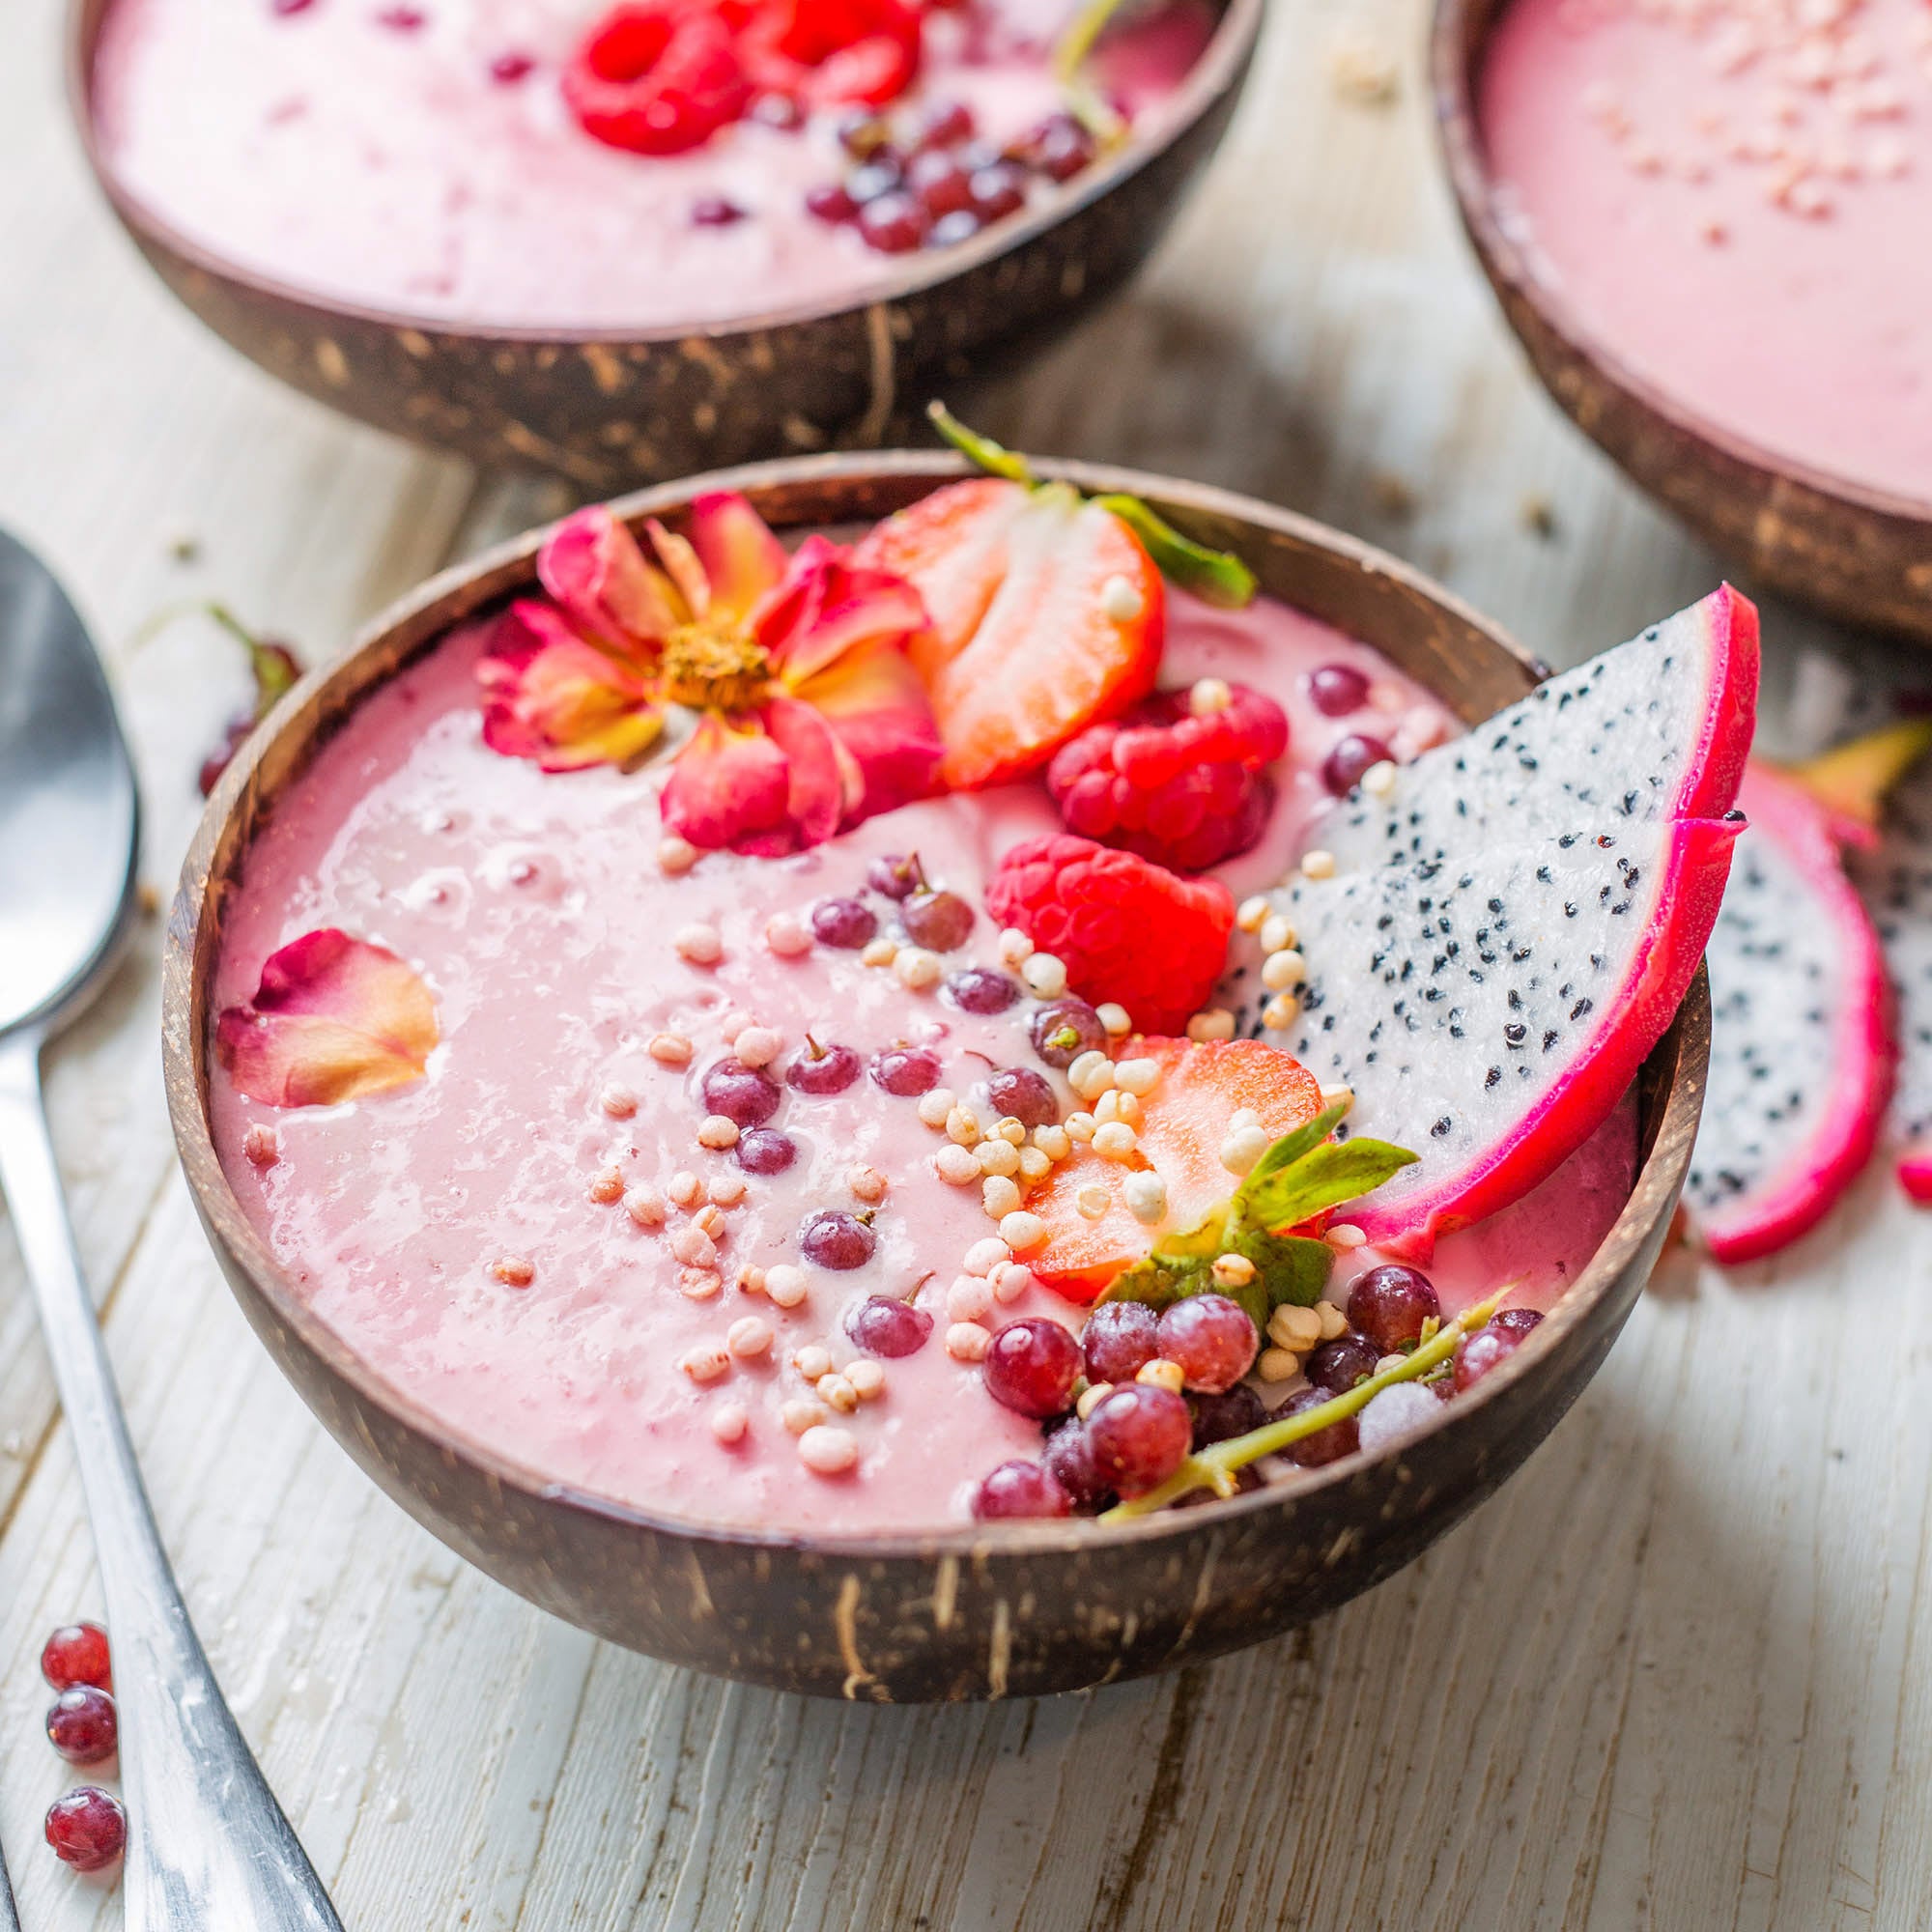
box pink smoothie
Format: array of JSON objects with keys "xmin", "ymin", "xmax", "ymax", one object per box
[
  {"xmin": 91, "ymin": 0, "xmax": 1213, "ymax": 331},
  {"xmin": 208, "ymin": 590, "xmax": 1631, "ymax": 1534},
  {"xmin": 1480, "ymin": 0, "xmax": 1932, "ymax": 506}
]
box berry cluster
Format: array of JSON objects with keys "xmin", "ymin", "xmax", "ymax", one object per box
[
  {"xmin": 40, "ymin": 1622, "xmax": 125, "ymax": 1875},
  {"xmin": 806, "ymin": 104, "xmax": 1101, "ymax": 256},
  {"xmin": 1046, "ymin": 680, "xmax": 1290, "ymax": 872}
]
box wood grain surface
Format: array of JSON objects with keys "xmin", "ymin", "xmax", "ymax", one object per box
[{"xmin": 4, "ymin": 0, "xmax": 1926, "ymax": 1923}]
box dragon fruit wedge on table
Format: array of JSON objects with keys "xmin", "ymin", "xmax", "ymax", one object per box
[{"xmin": 1238, "ymin": 584, "xmax": 1761, "ymax": 1261}]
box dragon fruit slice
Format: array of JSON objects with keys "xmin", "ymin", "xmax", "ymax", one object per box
[
  {"xmin": 1321, "ymin": 584, "xmax": 1758, "ymax": 868},
  {"xmin": 1684, "ymin": 765, "xmax": 1895, "ymax": 1264},
  {"xmin": 1281, "ymin": 815, "xmax": 1742, "ymax": 1251},
  {"xmin": 1254, "ymin": 588, "xmax": 1759, "ymax": 1257}
]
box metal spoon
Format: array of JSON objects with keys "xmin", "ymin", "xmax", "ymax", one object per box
[
  {"xmin": 0, "ymin": 530, "xmax": 344, "ymax": 1930},
  {"xmin": 0, "ymin": 1838, "xmax": 19, "ymax": 1932}
]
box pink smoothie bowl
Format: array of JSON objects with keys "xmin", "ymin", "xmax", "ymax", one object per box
[
  {"xmin": 68, "ymin": 0, "xmax": 1262, "ymax": 492},
  {"xmin": 1435, "ymin": 0, "xmax": 1932, "ymax": 646},
  {"xmin": 159, "ymin": 453, "xmax": 1709, "ymax": 1701}
]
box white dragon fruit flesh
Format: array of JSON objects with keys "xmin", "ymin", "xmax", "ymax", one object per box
[
  {"xmin": 1242, "ymin": 586, "xmax": 1759, "ymax": 1256},
  {"xmin": 1856, "ymin": 755, "xmax": 1932, "ymax": 1201}
]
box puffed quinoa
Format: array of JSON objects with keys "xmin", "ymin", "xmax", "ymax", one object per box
[
  {"xmin": 1076, "ymin": 1381, "xmax": 1115, "ymax": 1420},
  {"xmin": 861, "ymin": 936, "xmax": 898, "ymax": 968},
  {"xmin": 1034, "ymin": 1123, "xmax": 1071, "ymax": 1160},
  {"xmin": 1262, "ymin": 949, "xmax": 1307, "ymax": 992},
  {"xmin": 993, "ymin": 1116, "xmax": 1028, "ymax": 1147},
  {"xmin": 1188, "ymin": 675, "xmax": 1233, "ymax": 715},
  {"xmin": 816, "ymin": 1373, "xmax": 860, "ymax": 1414},
  {"xmin": 1268, "ymin": 1304, "xmax": 1324, "ymax": 1351},
  {"xmin": 1377, "ymin": 1353, "xmax": 1408, "ymax": 1377},
  {"xmin": 648, "ymin": 1031, "xmax": 694, "ymax": 1065},
  {"xmin": 735, "ymin": 1264, "xmax": 767, "ymax": 1296},
  {"xmin": 1259, "ymin": 912, "xmax": 1295, "ymax": 955},
  {"xmin": 671, "ymin": 1223, "xmax": 719, "ymax": 1268},
  {"xmin": 1018, "ymin": 1146, "xmax": 1053, "ymax": 1184},
  {"xmin": 895, "ymin": 946, "xmax": 943, "ymax": 990},
  {"xmin": 1317, "ymin": 1300, "xmax": 1350, "ymax": 1341},
  {"xmin": 1300, "ymin": 849, "xmax": 1337, "ymax": 880},
  {"xmin": 947, "ymin": 1321, "xmax": 992, "ymax": 1361},
  {"xmin": 936, "ymin": 1144, "xmax": 981, "ymax": 1185},
  {"xmin": 1236, "ymin": 895, "xmax": 1271, "ymax": 933},
  {"xmin": 998, "ymin": 926, "xmax": 1035, "ymax": 966},
  {"xmin": 1067, "ymin": 1050, "xmax": 1116, "ymax": 1098},
  {"xmin": 1220, "ymin": 1124, "xmax": 1270, "ymax": 1176},
  {"xmin": 680, "ymin": 1266, "xmax": 724, "ymax": 1299},
  {"xmin": 694, "ymin": 1203, "xmax": 727, "ymax": 1238},
  {"xmin": 1262, "ymin": 994, "xmax": 1301, "ymax": 1032},
  {"xmin": 1021, "ymin": 952, "xmax": 1068, "ymax": 998},
  {"xmin": 981, "ymin": 1175, "xmax": 1023, "ymax": 1218},
  {"xmin": 1361, "ymin": 759, "xmax": 1399, "ymax": 799},
  {"xmin": 1122, "ymin": 1173, "xmax": 1168, "ymax": 1226},
  {"xmin": 1257, "ymin": 1347, "xmax": 1299, "ymax": 1382},
  {"xmin": 727, "ymin": 1317, "xmax": 774, "ymax": 1358},
  {"xmin": 799, "ymin": 1425, "xmax": 859, "ymax": 1474},
  {"xmin": 1211, "ymin": 1252, "xmax": 1257, "ymax": 1289},
  {"xmin": 917, "ymin": 1088, "xmax": 957, "ymax": 1129},
  {"xmin": 599, "ymin": 1084, "xmax": 639, "ymax": 1119},
  {"xmin": 781, "ymin": 1398, "xmax": 827, "ymax": 1434},
  {"xmin": 242, "ymin": 1123, "xmax": 279, "ymax": 1166},
  {"xmin": 1101, "ymin": 573, "xmax": 1146, "ymax": 621},
  {"xmin": 848, "ymin": 1164, "xmax": 889, "ymax": 1204},
  {"xmin": 1093, "ymin": 1122, "xmax": 1139, "ymax": 1159},
  {"xmin": 1326, "ymin": 1223, "xmax": 1368, "ymax": 1251},
  {"xmin": 1319, "ymin": 1083, "xmax": 1355, "ymax": 1113},
  {"xmin": 709, "ymin": 1173, "xmax": 747, "ymax": 1208},
  {"xmin": 794, "ymin": 1343, "xmax": 834, "ymax": 1381},
  {"xmin": 765, "ymin": 1264, "xmax": 810, "ymax": 1308},
  {"xmin": 1076, "ymin": 1184, "xmax": 1111, "ymax": 1220},
  {"xmin": 668, "ymin": 1170, "xmax": 703, "ymax": 1207},
  {"xmin": 847, "ymin": 1359, "xmax": 886, "ymax": 1400},
  {"xmin": 1186, "ymin": 1008, "xmax": 1236, "ymax": 1042},
  {"xmin": 588, "ymin": 1166, "xmax": 625, "ymax": 1206},
  {"xmin": 947, "ymin": 1275, "xmax": 993, "ymax": 1322},
  {"xmin": 658, "ymin": 834, "xmax": 699, "ymax": 875},
  {"xmin": 1113, "ymin": 1057, "xmax": 1160, "ymax": 1097},
  {"xmin": 718, "ymin": 1011, "xmax": 753, "ymax": 1044},
  {"xmin": 733, "ymin": 1025, "xmax": 782, "ymax": 1067},
  {"xmin": 1094, "ymin": 1089, "xmax": 1142, "ymax": 1127},
  {"xmin": 991, "ymin": 1262, "xmax": 1034, "ymax": 1304},
  {"xmin": 710, "ymin": 1402, "xmax": 749, "ymax": 1445},
  {"xmin": 963, "ymin": 1236, "xmax": 1011, "ymax": 1275},
  {"xmin": 1231, "ymin": 1107, "xmax": 1261, "ymax": 1130},
  {"xmin": 764, "ymin": 912, "xmax": 812, "ymax": 956},
  {"xmin": 680, "ymin": 1344, "xmax": 731, "ymax": 1383},
  {"xmin": 975, "ymin": 1138, "xmax": 1022, "ymax": 1179},
  {"xmin": 697, "ymin": 1114, "xmax": 741, "ymax": 1151},
  {"xmin": 1096, "ymin": 1002, "xmax": 1133, "ymax": 1036},
  {"xmin": 946, "ymin": 1105, "xmax": 982, "ymax": 1146},
  {"xmin": 1065, "ymin": 1111, "xmax": 1097, "ymax": 1142},
  {"xmin": 999, "ymin": 1210, "xmax": 1047, "ymax": 1254},
  {"xmin": 1136, "ymin": 1358, "xmax": 1186, "ymax": 1394},
  {"xmin": 491, "ymin": 1256, "xmax": 535, "ymax": 1288},
  {"xmin": 674, "ymin": 923, "xmax": 723, "ymax": 965}
]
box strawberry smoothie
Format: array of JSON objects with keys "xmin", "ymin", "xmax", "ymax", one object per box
[
  {"xmin": 207, "ymin": 588, "xmax": 1633, "ymax": 1533},
  {"xmin": 1479, "ymin": 0, "xmax": 1932, "ymax": 505},
  {"xmin": 90, "ymin": 0, "xmax": 1215, "ymax": 331}
]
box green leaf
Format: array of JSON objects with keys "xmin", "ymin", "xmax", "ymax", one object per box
[
  {"xmin": 926, "ymin": 403, "xmax": 1033, "ymax": 485},
  {"xmin": 1093, "ymin": 495, "xmax": 1258, "ymax": 610},
  {"xmin": 1099, "ymin": 1251, "xmax": 1211, "ymax": 1314},
  {"xmin": 1236, "ymin": 1101, "xmax": 1350, "ymax": 1193},
  {"xmin": 1229, "ymin": 1224, "xmax": 1333, "ymax": 1313},
  {"xmin": 1239, "ymin": 1138, "xmax": 1419, "ymax": 1235}
]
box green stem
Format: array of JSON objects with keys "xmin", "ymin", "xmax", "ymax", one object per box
[
  {"xmin": 1054, "ymin": 0, "xmax": 1135, "ymax": 83},
  {"xmin": 927, "ymin": 403, "xmax": 1034, "ymax": 485},
  {"xmin": 1101, "ymin": 1290, "xmax": 1510, "ymax": 1520}
]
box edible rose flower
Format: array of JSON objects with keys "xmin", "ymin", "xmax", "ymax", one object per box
[
  {"xmin": 476, "ymin": 493, "xmax": 944, "ymax": 854},
  {"xmin": 216, "ymin": 930, "xmax": 439, "ymax": 1108}
]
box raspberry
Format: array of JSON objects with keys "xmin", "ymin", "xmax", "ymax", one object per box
[
  {"xmin": 984, "ymin": 835, "xmax": 1236, "ymax": 1037},
  {"xmin": 1045, "ymin": 683, "xmax": 1288, "ymax": 873}
]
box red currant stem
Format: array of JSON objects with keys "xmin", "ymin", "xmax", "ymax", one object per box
[
  {"xmin": 1101, "ymin": 1290, "xmax": 1513, "ymax": 1520},
  {"xmin": 805, "ymin": 1033, "xmax": 827, "ymax": 1060},
  {"xmin": 126, "ymin": 601, "xmax": 302, "ymax": 714},
  {"xmin": 903, "ymin": 1269, "xmax": 937, "ymax": 1304}
]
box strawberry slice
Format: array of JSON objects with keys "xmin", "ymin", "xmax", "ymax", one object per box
[
  {"xmin": 1028, "ymin": 1037, "xmax": 1324, "ymax": 1303},
  {"xmin": 851, "ymin": 478, "xmax": 1163, "ymax": 789}
]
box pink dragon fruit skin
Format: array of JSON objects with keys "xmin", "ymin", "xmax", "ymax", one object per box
[
  {"xmin": 1898, "ymin": 1148, "xmax": 1932, "ymax": 1202},
  {"xmin": 1687, "ymin": 764, "xmax": 1897, "ymax": 1265},
  {"xmin": 1263, "ymin": 584, "xmax": 1760, "ymax": 1261}
]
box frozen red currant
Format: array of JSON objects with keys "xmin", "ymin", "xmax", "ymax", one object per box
[
  {"xmin": 1015, "ymin": 112, "xmax": 1094, "ymax": 181},
  {"xmin": 691, "ymin": 194, "xmax": 748, "ymax": 226},
  {"xmin": 968, "ymin": 161, "xmax": 1027, "ymax": 220},
  {"xmin": 1087, "ymin": 1384, "xmax": 1192, "ymax": 1496},
  {"xmin": 1347, "ymin": 1265, "xmax": 1439, "ymax": 1354},
  {"xmin": 806, "ymin": 182, "xmax": 860, "ymax": 223},
  {"xmin": 910, "ymin": 98, "xmax": 975, "ymax": 151},
  {"xmin": 810, "ymin": 895, "xmax": 877, "ymax": 948},
  {"xmin": 971, "ymin": 1459, "xmax": 1071, "ymax": 1520},
  {"xmin": 1043, "ymin": 1418, "xmax": 1112, "ymax": 1509},
  {"xmin": 1492, "ymin": 1306, "xmax": 1544, "ymax": 1338},
  {"xmin": 1305, "ymin": 1332, "xmax": 1378, "ymax": 1395},
  {"xmin": 867, "ymin": 851, "xmax": 923, "ymax": 899},
  {"xmin": 845, "ymin": 1295, "xmax": 932, "ymax": 1357},
  {"xmin": 748, "ymin": 91, "xmax": 805, "ymax": 129},
  {"xmin": 1321, "ymin": 733, "xmax": 1394, "ymax": 796},
  {"xmin": 44, "ymin": 1787, "xmax": 125, "ymax": 1871},
  {"xmin": 800, "ymin": 1211, "xmax": 875, "ymax": 1270},
  {"xmin": 907, "ymin": 151, "xmax": 974, "ymax": 217},
  {"xmin": 1154, "ymin": 1294, "xmax": 1258, "ymax": 1393},
  {"xmin": 946, "ymin": 967, "xmax": 1020, "ymax": 1014},
  {"xmin": 1454, "ymin": 1309, "xmax": 1543, "ymax": 1392},
  {"xmin": 1272, "ymin": 1386, "xmax": 1360, "ymax": 1466},
  {"xmin": 786, "ymin": 1038, "xmax": 861, "ymax": 1095},
  {"xmin": 983, "ymin": 1067, "xmax": 1057, "ymax": 1129},
  {"xmin": 1082, "ymin": 1300, "xmax": 1158, "ymax": 1383},
  {"xmin": 845, "ymin": 156, "xmax": 903, "ymax": 204},
  {"xmin": 929, "ymin": 209, "xmax": 981, "ymax": 246},
  {"xmin": 1029, "ymin": 999, "xmax": 1105, "ymax": 1069},
  {"xmin": 736, "ymin": 1127, "xmax": 798, "ymax": 1175},
  {"xmin": 700, "ymin": 1058, "xmax": 781, "ymax": 1126},
  {"xmin": 1307, "ymin": 662, "xmax": 1371, "ymax": 716},
  {"xmin": 900, "ymin": 890, "xmax": 975, "ymax": 952},
  {"xmin": 489, "ymin": 50, "xmax": 535, "ymax": 82},
  {"xmin": 42, "ymin": 1622, "xmax": 111, "ymax": 1692},
  {"xmin": 870, "ymin": 1045, "xmax": 942, "ymax": 1096},
  {"xmin": 1190, "ymin": 1382, "xmax": 1266, "ymax": 1449},
  {"xmin": 981, "ymin": 1318, "xmax": 1082, "ymax": 1419},
  {"xmin": 858, "ymin": 191, "xmax": 930, "ymax": 253},
  {"xmin": 46, "ymin": 1687, "xmax": 117, "ymax": 1765}
]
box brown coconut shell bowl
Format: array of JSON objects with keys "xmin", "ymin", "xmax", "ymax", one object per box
[
  {"xmin": 163, "ymin": 453, "xmax": 1708, "ymax": 1702},
  {"xmin": 69, "ymin": 0, "xmax": 1260, "ymax": 493},
  {"xmin": 1434, "ymin": 0, "xmax": 1932, "ymax": 645}
]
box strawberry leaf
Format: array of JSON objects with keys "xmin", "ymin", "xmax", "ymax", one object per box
[{"xmin": 1237, "ymin": 1134, "xmax": 1419, "ymax": 1234}]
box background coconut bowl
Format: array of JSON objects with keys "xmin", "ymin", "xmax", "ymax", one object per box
[
  {"xmin": 1434, "ymin": 0, "xmax": 1932, "ymax": 645},
  {"xmin": 69, "ymin": 0, "xmax": 1261, "ymax": 494},
  {"xmin": 163, "ymin": 453, "xmax": 1708, "ymax": 1702}
]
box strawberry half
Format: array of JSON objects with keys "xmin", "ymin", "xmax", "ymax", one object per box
[
  {"xmin": 1028, "ymin": 1037, "xmax": 1324, "ymax": 1303},
  {"xmin": 851, "ymin": 477, "xmax": 1163, "ymax": 789}
]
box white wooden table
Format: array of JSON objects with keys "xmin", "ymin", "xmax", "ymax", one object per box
[{"xmin": 6, "ymin": 0, "xmax": 1929, "ymax": 1924}]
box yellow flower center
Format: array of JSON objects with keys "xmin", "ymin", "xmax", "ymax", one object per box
[{"xmin": 658, "ymin": 624, "xmax": 772, "ymax": 714}]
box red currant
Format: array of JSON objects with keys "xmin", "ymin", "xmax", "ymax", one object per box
[
  {"xmin": 1082, "ymin": 1300, "xmax": 1158, "ymax": 1383},
  {"xmin": 735, "ymin": 1127, "xmax": 797, "ymax": 1175},
  {"xmin": 42, "ymin": 1622, "xmax": 111, "ymax": 1692},
  {"xmin": 983, "ymin": 1067, "xmax": 1057, "ymax": 1129},
  {"xmin": 44, "ymin": 1787, "xmax": 126, "ymax": 1871},
  {"xmin": 1154, "ymin": 1293, "xmax": 1258, "ymax": 1393},
  {"xmin": 845, "ymin": 1295, "xmax": 932, "ymax": 1357},
  {"xmin": 1029, "ymin": 999, "xmax": 1105, "ymax": 1068},
  {"xmin": 1190, "ymin": 1382, "xmax": 1266, "ymax": 1449},
  {"xmin": 1304, "ymin": 1332, "xmax": 1378, "ymax": 1394},
  {"xmin": 946, "ymin": 967, "xmax": 1020, "ymax": 1015},
  {"xmin": 1043, "ymin": 1419, "xmax": 1112, "ymax": 1508},
  {"xmin": 858, "ymin": 191, "xmax": 930, "ymax": 254},
  {"xmin": 869, "ymin": 1045, "xmax": 942, "ymax": 1096},
  {"xmin": 898, "ymin": 889, "xmax": 974, "ymax": 951},
  {"xmin": 810, "ymin": 895, "xmax": 877, "ymax": 948},
  {"xmin": 1346, "ymin": 1264, "xmax": 1439, "ymax": 1354},
  {"xmin": 1306, "ymin": 662, "xmax": 1371, "ymax": 716},
  {"xmin": 46, "ymin": 1687, "xmax": 118, "ymax": 1765},
  {"xmin": 1272, "ymin": 1386, "xmax": 1359, "ymax": 1466},
  {"xmin": 700, "ymin": 1058, "xmax": 781, "ymax": 1126},
  {"xmin": 787, "ymin": 1038, "xmax": 861, "ymax": 1095},
  {"xmin": 981, "ymin": 1318, "xmax": 1081, "ymax": 1419},
  {"xmin": 971, "ymin": 1460, "xmax": 1070, "ymax": 1520},
  {"xmin": 1086, "ymin": 1385, "xmax": 1192, "ymax": 1496},
  {"xmin": 799, "ymin": 1211, "xmax": 875, "ymax": 1271},
  {"xmin": 1454, "ymin": 1309, "xmax": 1542, "ymax": 1391},
  {"xmin": 1321, "ymin": 732, "xmax": 1394, "ymax": 796},
  {"xmin": 805, "ymin": 182, "xmax": 860, "ymax": 223}
]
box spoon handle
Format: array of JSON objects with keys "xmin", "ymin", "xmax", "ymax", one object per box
[
  {"xmin": 0, "ymin": 1032, "xmax": 345, "ymax": 1932},
  {"xmin": 0, "ymin": 1836, "xmax": 19, "ymax": 1932}
]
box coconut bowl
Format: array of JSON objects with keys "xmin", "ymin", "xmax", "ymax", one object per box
[
  {"xmin": 69, "ymin": 0, "xmax": 1261, "ymax": 493},
  {"xmin": 1434, "ymin": 0, "xmax": 1932, "ymax": 645},
  {"xmin": 163, "ymin": 452, "xmax": 1708, "ymax": 1702}
]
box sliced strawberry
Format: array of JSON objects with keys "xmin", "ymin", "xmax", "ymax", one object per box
[
  {"xmin": 852, "ymin": 478, "xmax": 1163, "ymax": 789},
  {"xmin": 1028, "ymin": 1037, "xmax": 1323, "ymax": 1303}
]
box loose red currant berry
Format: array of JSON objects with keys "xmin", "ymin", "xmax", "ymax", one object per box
[
  {"xmin": 971, "ymin": 1459, "xmax": 1070, "ymax": 1520},
  {"xmin": 1153, "ymin": 1293, "xmax": 1259, "ymax": 1393},
  {"xmin": 857, "ymin": 191, "xmax": 930, "ymax": 254},
  {"xmin": 1321, "ymin": 732, "xmax": 1394, "ymax": 796},
  {"xmin": 1082, "ymin": 1300, "xmax": 1158, "ymax": 1383},
  {"xmin": 1307, "ymin": 662, "xmax": 1370, "ymax": 716},
  {"xmin": 1272, "ymin": 1386, "xmax": 1360, "ymax": 1466},
  {"xmin": 845, "ymin": 1295, "xmax": 931, "ymax": 1357},
  {"xmin": 44, "ymin": 1787, "xmax": 126, "ymax": 1871},
  {"xmin": 1087, "ymin": 1384, "xmax": 1192, "ymax": 1496},
  {"xmin": 981, "ymin": 1318, "xmax": 1081, "ymax": 1419},
  {"xmin": 1347, "ymin": 1264, "xmax": 1439, "ymax": 1354},
  {"xmin": 46, "ymin": 1687, "xmax": 118, "ymax": 1765},
  {"xmin": 42, "ymin": 1622, "xmax": 111, "ymax": 1692}
]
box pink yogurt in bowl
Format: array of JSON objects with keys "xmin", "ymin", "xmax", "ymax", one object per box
[{"xmin": 163, "ymin": 456, "xmax": 1705, "ymax": 1697}]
